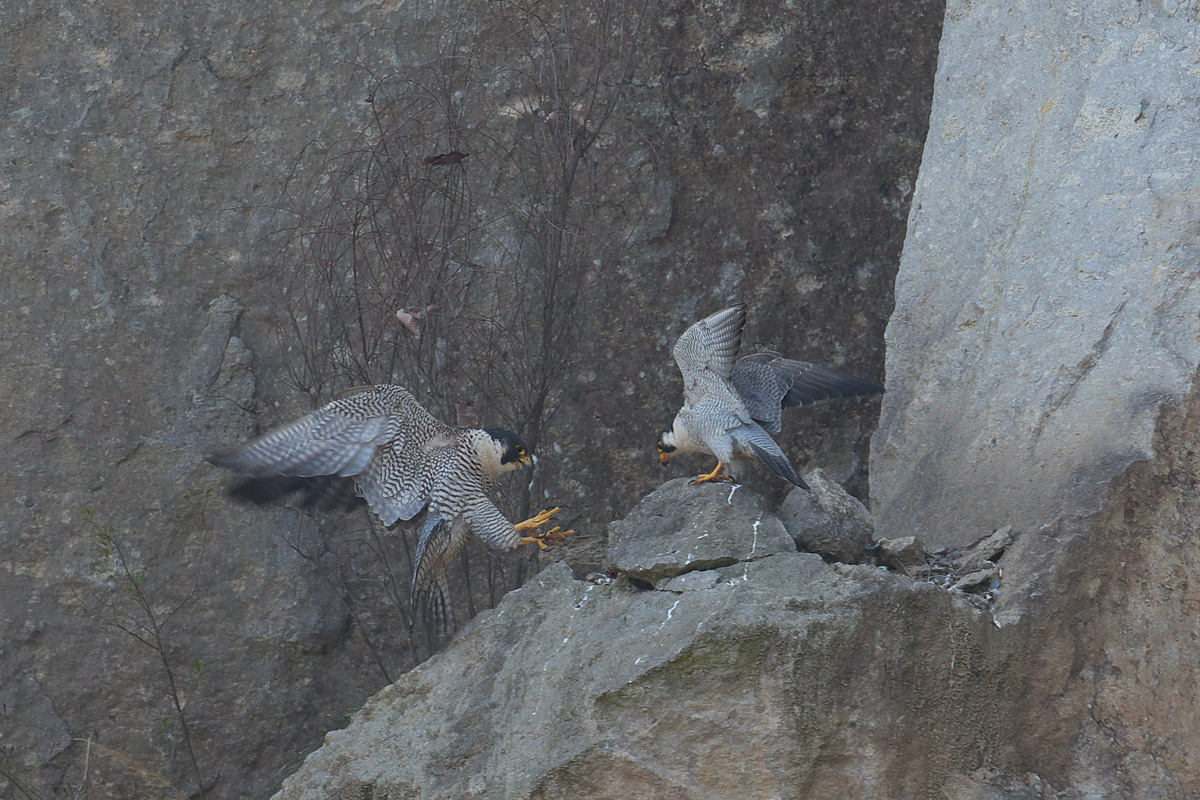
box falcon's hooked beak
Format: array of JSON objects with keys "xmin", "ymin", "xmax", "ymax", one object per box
[
  {"xmin": 655, "ymin": 440, "xmax": 674, "ymax": 465},
  {"xmin": 519, "ymin": 453, "xmax": 536, "ymax": 468}
]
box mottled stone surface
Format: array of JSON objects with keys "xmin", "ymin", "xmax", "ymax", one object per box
[
  {"xmin": 607, "ymin": 478, "xmax": 794, "ymax": 585},
  {"xmin": 872, "ymin": 0, "xmax": 1200, "ymax": 549},
  {"xmin": 988, "ymin": 377, "xmax": 1200, "ymax": 798},
  {"xmin": 2, "ymin": 4, "xmax": 411, "ymax": 794},
  {"xmin": 877, "ymin": 535, "xmax": 927, "ymax": 571},
  {"xmin": 274, "ymin": 486, "xmax": 999, "ymax": 800},
  {"xmin": 0, "ymin": 0, "xmax": 940, "ymax": 795},
  {"xmin": 870, "ymin": 1, "xmax": 1200, "ymax": 797},
  {"xmin": 778, "ymin": 468, "xmax": 874, "ymax": 562},
  {"xmin": 954, "ymin": 526, "xmax": 1013, "ymax": 572},
  {"xmin": 15, "ymin": 0, "xmax": 1200, "ymax": 794}
]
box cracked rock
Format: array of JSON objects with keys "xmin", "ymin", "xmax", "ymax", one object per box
[
  {"xmin": 606, "ymin": 478, "xmax": 794, "ymax": 587},
  {"xmin": 659, "ymin": 569, "xmax": 723, "ymax": 593},
  {"xmin": 950, "ymin": 526, "xmax": 1013, "ymax": 572},
  {"xmin": 778, "ymin": 469, "xmax": 874, "ymax": 563},
  {"xmin": 275, "ymin": 526, "xmax": 1000, "ymax": 800}
]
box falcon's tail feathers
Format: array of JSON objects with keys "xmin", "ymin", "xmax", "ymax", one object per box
[
  {"xmin": 411, "ymin": 512, "xmax": 457, "ymax": 638},
  {"xmin": 414, "ymin": 574, "xmax": 455, "ymax": 640},
  {"xmin": 733, "ymin": 425, "xmax": 808, "ymax": 489},
  {"xmin": 431, "ymin": 577, "xmax": 454, "ymax": 638},
  {"xmin": 411, "ymin": 513, "xmax": 444, "ymax": 597}
]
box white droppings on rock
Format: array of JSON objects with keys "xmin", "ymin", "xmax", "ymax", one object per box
[{"xmin": 659, "ymin": 599, "xmax": 681, "ymax": 630}]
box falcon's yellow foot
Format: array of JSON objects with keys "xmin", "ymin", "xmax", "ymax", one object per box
[
  {"xmin": 518, "ymin": 526, "xmax": 574, "ymax": 550},
  {"xmin": 689, "ymin": 462, "xmax": 733, "ymax": 485},
  {"xmin": 515, "ymin": 506, "xmax": 562, "ymax": 532}
]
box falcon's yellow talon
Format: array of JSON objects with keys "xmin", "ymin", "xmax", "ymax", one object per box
[
  {"xmin": 516, "ymin": 525, "xmax": 573, "ymax": 550},
  {"xmin": 515, "ymin": 506, "xmax": 562, "ymax": 532},
  {"xmin": 544, "ymin": 528, "xmax": 572, "ymax": 545},
  {"xmin": 689, "ymin": 462, "xmax": 732, "ymax": 485}
]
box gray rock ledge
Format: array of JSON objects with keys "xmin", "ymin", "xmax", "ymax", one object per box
[{"xmin": 274, "ymin": 481, "xmax": 1000, "ymax": 800}]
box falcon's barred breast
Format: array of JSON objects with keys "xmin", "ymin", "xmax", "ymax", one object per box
[
  {"xmin": 657, "ymin": 305, "xmax": 882, "ymax": 487},
  {"xmin": 207, "ymin": 384, "xmax": 568, "ymax": 632}
]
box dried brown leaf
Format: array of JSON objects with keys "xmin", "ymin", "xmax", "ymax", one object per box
[{"xmin": 422, "ymin": 150, "xmax": 468, "ymax": 166}]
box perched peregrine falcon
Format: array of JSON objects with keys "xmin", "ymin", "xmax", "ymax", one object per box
[
  {"xmin": 656, "ymin": 304, "xmax": 881, "ymax": 487},
  {"xmin": 207, "ymin": 384, "xmax": 569, "ymax": 630}
]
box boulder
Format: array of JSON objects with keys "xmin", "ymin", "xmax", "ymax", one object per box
[
  {"xmin": 877, "ymin": 536, "xmax": 928, "ymax": 572},
  {"xmin": 274, "ymin": 481, "xmax": 1000, "ymax": 800},
  {"xmin": 778, "ymin": 469, "xmax": 875, "ymax": 563},
  {"xmin": 606, "ymin": 477, "xmax": 794, "ymax": 586}
]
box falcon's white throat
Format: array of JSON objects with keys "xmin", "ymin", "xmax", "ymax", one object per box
[
  {"xmin": 662, "ymin": 417, "xmax": 705, "ymax": 455},
  {"xmin": 475, "ymin": 431, "xmax": 525, "ymax": 478}
]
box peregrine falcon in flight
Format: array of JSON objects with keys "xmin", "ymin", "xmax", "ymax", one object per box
[
  {"xmin": 656, "ymin": 304, "xmax": 881, "ymax": 487},
  {"xmin": 207, "ymin": 384, "xmax": 569, "ymax": 630}
]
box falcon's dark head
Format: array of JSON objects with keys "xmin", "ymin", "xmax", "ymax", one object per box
[{"xmin": 485, "ymin": 428, "xmax": 533, "ymax": 469}]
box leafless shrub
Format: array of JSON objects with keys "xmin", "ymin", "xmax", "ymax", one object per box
[
  {"xmin": 0, "ymin": 737, "xmax": 190, "ymax": 800},
  {"xmin": 64, "ymin": 499, "xmax": 216, "ymax": 800},
  {"xmin": 256, "ymin": 0, "xmax": 648, "ymax": 656}
]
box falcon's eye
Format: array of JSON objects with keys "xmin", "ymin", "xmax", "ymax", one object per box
[
  {"xmin": 516, "ymin": 446, "xmax": 525, "ymax": 456},
  {"xmin": 656, "ymin": 442, "xmax": 664, "ymax": 453}
]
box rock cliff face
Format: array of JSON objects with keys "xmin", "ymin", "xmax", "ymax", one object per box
[
  {"xmin": 11, "ymin": 0, "xmax": 1198, "ymax": 796},
  {"xmin": 870, "ymin": 0, "xmax": 1200, "ymax": 796},
  {"xmin": 274, "ymin": 479, "xmax": 1003, "ymax": 800},
  {"xmin": 1, "ymin": 0, "xmax": 938, "ymax": 796},
  {"xmin": 271, "ymin": 1, "xmax": 1200, "ymax": 798},
  {"xmin": 872, "ymin": 0, "xmax": 1200, "ymax": 549},
  {"xmin": 4, "ymin": 4, "xmax": 417, "ymax": 796}
]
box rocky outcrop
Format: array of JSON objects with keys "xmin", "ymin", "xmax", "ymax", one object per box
[
  {"xmin": 274, "ymin": 479, "xmax": 1001, "ymax": 800},
  {"xmin": 606, "ymin": 478, "xmax": 794, "ymax": 586},
  {"xmin": 778, "ymin": 468, "xmax": 875, "ymax": 563},
  {"xmin": 7, "ymin": 0, "xmax": 1197, "ymax": 794},
  {"xmin": 871, "ymin": 1, "xmax": 1200, "ymax": 796},
  {"xmin": 871, "ymin": 1, "xmax": 1200, "ymax": 551}
]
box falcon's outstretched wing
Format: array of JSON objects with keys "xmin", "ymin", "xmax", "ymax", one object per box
[
  {"xmin": 672, "ymin": 304, "xmax": 747, "ymax": 398},
  {"xmin": 733, "ymin": 353, "xmax": 882, "ymax": 433},
  {"xmin": 206, "ymin": 384, "xmax": 457, "ymax": 524}
]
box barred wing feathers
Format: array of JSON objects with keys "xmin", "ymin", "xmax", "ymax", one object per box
[
  {"xmin": 206, "ymin": 384, "xmax": 458, "ymax": 525},
  {"xmin": 672, "ymin": 304, "xmax": 747, "ymax": 395},
  {"xmin": 733, "ymin": 352, "xmax": 882, "ymax": 432}
]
